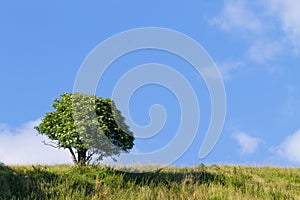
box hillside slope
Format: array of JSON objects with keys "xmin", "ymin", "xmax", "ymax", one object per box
[{"xmin": 0, "ymin": 164, "xmax": 299, "ymax": 199}]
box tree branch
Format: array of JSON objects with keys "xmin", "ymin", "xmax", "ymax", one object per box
[
  {"xmin": 86, "ymin": 151, "xmax": 95, "ymax": 163},
  {"xmin": 42, "ymin": 140, "xmax": 62, "ymax": 149},
  {"xmin": 68, "ymin": 147, "xmax": 78, "ymax": 164}
]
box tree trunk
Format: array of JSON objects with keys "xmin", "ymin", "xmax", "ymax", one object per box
[
  {"xmin": 77, "ymin": 149, "xmax": 87, "ymax": 165},
  {"xmin": 68, "ymin": 147, "xmax": 78, "ymax": 165}
]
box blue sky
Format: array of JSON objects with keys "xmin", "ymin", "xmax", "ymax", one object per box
[{"xmin": 1, "ymin": 0, "xmax": 300, "ymax": 167}]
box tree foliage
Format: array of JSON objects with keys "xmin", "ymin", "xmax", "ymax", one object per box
[{"xmin": 35, "ymin": 93, "xmax": 134, "ymax": 165}]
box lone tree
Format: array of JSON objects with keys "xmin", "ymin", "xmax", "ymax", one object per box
[{"xmin": 35, "ymin": 93, "xmax": 134, "ymax": 165}]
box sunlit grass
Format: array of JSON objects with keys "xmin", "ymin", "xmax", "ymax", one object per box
[{"xmin": 0, "ymin": 164, "xmax": 299, "ymax": 199}]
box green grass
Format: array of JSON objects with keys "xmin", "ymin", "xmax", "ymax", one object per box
[{"xmin": 0, "ymin": 164, "xmax": 299, "ymax": 199}]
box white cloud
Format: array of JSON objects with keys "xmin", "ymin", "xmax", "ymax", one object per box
[
  {"xmin": 213, "ymin": 0, "xmax": 300, "ymax": 47},
  {"xmin": 233, "ymin": 131, "xmax": 261, "ymax": 155},
  {"xmin": 211, "ymin": 0, "xmax": 300, "ymax": 77},
  {"xmin": 0, "ymin": 119, "xmax": 72, "ymax": 165},
  {"xmin": 200, "ymin": 65, "xmax": 224, "ymax": 81},
  {"xmin": 277, "ymin": 129, "xmax": 300, "ymax": 164},
  {"xmin": 267, "ymin": 0, "xmax": 300, "ymax": 50},
  {"xmin": 247, "ymin": 41, "xmax": 282, "ymax": 63},
  {"xmin": 212, "ymin": 0, "xmax": 262, "ymax": 33},
  {"xmin": 218, "ymin": 61, "xmax": 244, "ymax": 81}
]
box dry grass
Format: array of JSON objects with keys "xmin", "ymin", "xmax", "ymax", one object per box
[{"xmin": 0, "ymin": 164, "xmax": 299, "ymax": 199}]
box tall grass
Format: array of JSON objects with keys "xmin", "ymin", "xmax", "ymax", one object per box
[{"xmin": 0, "ymin": 164, "xmax": 299, "ymax": 199}]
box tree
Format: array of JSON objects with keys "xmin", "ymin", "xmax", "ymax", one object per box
[{"xmin": 35, "ymin": 93, "xmax": 134, "ymax": 165}]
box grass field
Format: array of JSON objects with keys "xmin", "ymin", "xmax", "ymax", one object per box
[{"xmin": 0, "ymin": 164, "xmax": 299, "ymax": 199}]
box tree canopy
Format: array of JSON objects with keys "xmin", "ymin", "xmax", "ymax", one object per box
[{"xmin": 35, "ymin": 93, "xmax": 134, "ymax": 165}]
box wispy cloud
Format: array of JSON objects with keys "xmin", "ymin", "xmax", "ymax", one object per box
[
  {"xmin": 247, "ymin": 41, "xmax": 282, "ymax": 63},
  {"xmin": 233, "ymin": 131, "xmax": 261, "ymax": 155},
  {"xmin": 211, "ymin": 0, "xmax": 299, "ymax": 76},
  {"xmin": 276, "ymin": 129, "xmax": 300, "ymax": 164},
  {"xmin": 212, "ymin": 0, "xmax": 262, "ymax": 33},
  {"xmin": 267, "ymin": 0, "xmax": 300, "ymax": 51},
  {"xmin": 218, "ymin": 60, "xmax": 244, "ymax": 81},
  {"xmin": 0, "ymin": 119, "xmax": 71, "ymax": 165}
]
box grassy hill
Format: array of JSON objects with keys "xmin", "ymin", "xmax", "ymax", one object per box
[{"xmin": 0, "ymin": 164, "xmax": 299, "ymax": 199}]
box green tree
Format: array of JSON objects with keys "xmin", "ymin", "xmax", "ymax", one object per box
[{"xmin": 35, "ymin": 93, "xmax": 134, "ymax": 165}]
